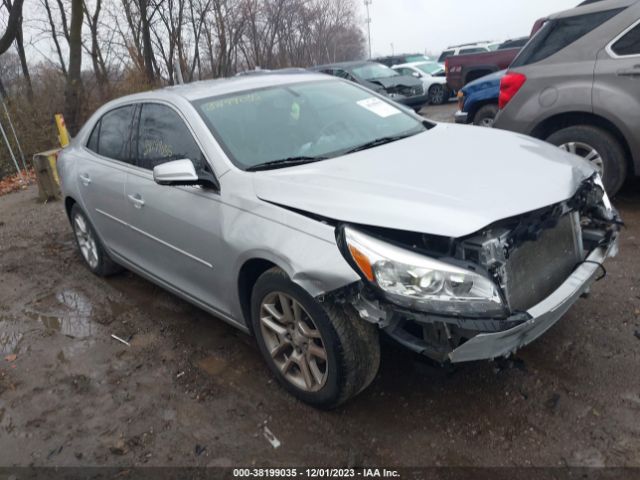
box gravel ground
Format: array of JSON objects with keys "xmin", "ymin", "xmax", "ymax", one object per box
[{"xmin": 1, "ymin": 104, "xmax": 639, "ymax": 467}]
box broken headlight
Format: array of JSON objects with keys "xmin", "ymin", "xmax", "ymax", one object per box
[{"xmin": 340, "ymin": 227, "xmax": 505, "ymax": 316}]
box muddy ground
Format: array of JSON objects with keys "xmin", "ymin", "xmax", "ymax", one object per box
[{"xmin": 1, "ymin": 104, "xmax": 639, "ymax": 467}]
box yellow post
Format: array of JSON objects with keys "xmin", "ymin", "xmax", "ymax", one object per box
[{"xmin": 55, "ymin": 114, "xmax": 70, "ymax": 147}]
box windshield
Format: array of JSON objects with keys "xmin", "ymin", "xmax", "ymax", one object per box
[
  {"xmin": 352, "ymin": 63, "xmax": 398, "ymax": 80},
  {"xmin": 193, "ymin": 80, "xmax": 427, "ymax": 170},
  {"xmin": 406, "ymin": 54, "xmax": 432, "ymax": 63},
  {"xmin": 415, "ymin": 62, "xmax": 444, "ymax": 75}
]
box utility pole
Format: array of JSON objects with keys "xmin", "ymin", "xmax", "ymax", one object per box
[{"xmin": 364, "ymin": 0, "xmax": 372, "ymax": 59}]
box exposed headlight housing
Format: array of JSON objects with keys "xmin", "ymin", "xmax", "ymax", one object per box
[{"xmin": 339, "ymin": 226, "xmax": 506, "ymax": 317}]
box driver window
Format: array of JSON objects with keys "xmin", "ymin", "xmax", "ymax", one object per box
[{"xmin": 136, "ymin": 103, "xmax": 208, "ymax": 173}]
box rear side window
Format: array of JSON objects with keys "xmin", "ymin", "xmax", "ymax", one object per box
[
  {"xmin": 136, "ymin": 103, "xmax": 208, "ymax": 173},
  {"xmin": 86, "ymin": 123, "xmax": 100, "ymax": 152},
  {"xmin": 89, "ymin": 105, "xmax": 136, "ymax": 162},
  {"xmin": 612, "ymin": 22, "xmax": 640, "ymax": 56},
  {"xmin": 512, "ymin": 8, "xmax": 624, "ymax": 67}
]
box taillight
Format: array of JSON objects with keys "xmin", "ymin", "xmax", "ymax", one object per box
[
  {"xmin": 445, "ymin": 59, "xmax": 449, "ymax": 75},
  {"xmin": 499, "ymin": 72, "xmax": 527, "ymax": 110}
]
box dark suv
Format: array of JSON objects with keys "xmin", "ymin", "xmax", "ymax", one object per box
[{"xmin": 494, "ymin": 0, "xmax": 640, "ymax": 195}]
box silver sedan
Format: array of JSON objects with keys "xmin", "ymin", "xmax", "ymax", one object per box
[{"xmin": 57, "ymin": 73, "xmax": 620, "ymax": 408}]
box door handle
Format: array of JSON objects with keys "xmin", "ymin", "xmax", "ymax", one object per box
[
  {"xmin": 617, "ymin": 68, "xmax": 640, "ymax": 78},
  {"xmin": 79, "ymin": 173, "xmax": 91, "ymax": 186},
  {"xmin": 127, "ymin": 194, "xmax": 145, "ymax": 209}
]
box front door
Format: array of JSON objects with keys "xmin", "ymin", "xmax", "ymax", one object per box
[{"xmin": 122, "ymin": 103, "xmax": 229, "ymax": 316}]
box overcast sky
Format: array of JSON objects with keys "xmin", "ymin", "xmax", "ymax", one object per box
[{"xmin": 364, "ymin": 0, "xmax": 582, "ymax": 57}]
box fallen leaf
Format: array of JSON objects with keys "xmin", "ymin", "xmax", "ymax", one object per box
[
  {"xmin": 0, "ymin": 169, "xmax": 35, "ymax": 196},
  {"xmin": 4, "ymin": 354, "xmax": 17, "ymax": 362}
]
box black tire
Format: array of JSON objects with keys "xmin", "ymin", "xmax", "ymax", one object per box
[
  {"xmin": 428, "ymin": 84, "xmax": 447, "ymax": 105},
  {"xmin": 70, "ymin": 204, "xmax": 123, "ymax": 277},
  {"xmin": 545, "ymin": 125, "xmax": 627, "ymax": 196},
  {"xmin": 251, "ymin": 268, "xmax": 380, "ymax": 409},
  {"xmin": 473, "ymin": 104, "xmax": 498, "ymax": 128}
]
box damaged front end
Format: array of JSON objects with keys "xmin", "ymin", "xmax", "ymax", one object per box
[{"xmin": 332, "ymin": 175, "xmax": 621, "ymax": 363}]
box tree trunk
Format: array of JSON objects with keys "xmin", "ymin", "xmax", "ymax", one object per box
[
  {"xmin": 0, "ymin": 0, "xmax": 23, "ymax": 54},
  {"xmin": 139, "ymin": 0, "xmax": 155, "ymax": 84},
  {"xmin": 15, "ymin": 25, "xmax": 32, "ymax": 100},
  {"xmin": 64, "ymin": 0, "xmax": 83, "ymax": 136}
]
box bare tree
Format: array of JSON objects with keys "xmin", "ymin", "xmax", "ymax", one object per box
[
  {"xmin": 2, "ymin": 0, "xmax": 32, "ymax": 98},
  {"xmin": 41, "ymin": 0, "xmax": 68, "ymax": 75},
  {"xmin": 0, "ymin": 0, "xmax": 22, "ymax": 54},
  {"xmin": 83, "ymin": 0, "xmax": 109, "ymax": 99},
  {"xmin": 64, "ymin": 0, "xmax": 83, "ymax": 135}
]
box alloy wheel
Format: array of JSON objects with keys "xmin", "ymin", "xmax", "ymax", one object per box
[
  {"xmin": 479, "ymin": 117, "xmax": 495, "ymax": 128},
  {"xmin": 259, "ymin": 292, "xmax": 328, "ymax": 392},
  {"xmin": 559, "ymin": 141, "xmax": 605, "ymax": 177},
  {"xmin": 430, "ymin": 85, "xmax": 444, "ymax": 105},
  {"xmin": 73, "ymin": 213, "xmax": 99, "ymax": 269}
]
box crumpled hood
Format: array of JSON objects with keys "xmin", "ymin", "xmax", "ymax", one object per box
[
  {"xmin": 252, "ymin": 123, "xmax": 595, "ymax": 238},
  {"xmin": 367, "ymin": 75, "xmax": 422, "ymax": 90}
]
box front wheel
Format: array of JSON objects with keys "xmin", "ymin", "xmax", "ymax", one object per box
[
  {"xmin": 428, "ymin": 84, "xmax": 447, "ymax": 105},
  {"xmin": 251, "ymin": 268, "xmax": 380, "ymax": 409},
  {"xmin": 545, "ymin": 125, "xmax": 627, "ymax": 196}
]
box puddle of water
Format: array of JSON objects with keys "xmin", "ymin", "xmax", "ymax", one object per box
[
  {"xmin": 0, "ymin": 321, "xmax": 24, "ymax": 355},
  {"xmin": 23, "ymin": 289, "xmax": 96, "ymax": 339}
]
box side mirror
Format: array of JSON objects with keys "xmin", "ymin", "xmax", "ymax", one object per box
[
  {"xmin": 153, "ymin": 159, "xmax": 199, "ymax": 186},
  {"xmin": 412, "ymin": 72, "xmax": 421, "ymax": 78}
]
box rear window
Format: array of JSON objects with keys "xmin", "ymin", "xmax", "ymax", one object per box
[
  {"xmin": 459, "ymin": 47, "xmax": 487, "ymax": 55},
  {"xmin": 512, "ymin": 8, "xmax": 624, "ymax": 67},
  {"xmin": 611, "ymin": 22, "xmax": 640, "ymax": 56}
]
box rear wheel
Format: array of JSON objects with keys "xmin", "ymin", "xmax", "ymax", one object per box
[
  {"xmin": 473, "ymin": 104, "xmax": 498, "ymax": 128},
  {"xmin": 546, "ymin": 125, "xmax": 627, "ymax": 196},
  {"xmin": 428, "ymin": 84, "xmax": 447, "ymax": 105},
  {"xmin": 71, "ymin": 205, "xmax": 123, "ymax": 276},
  {"xmin": 251, "ymin": 268, "xmax": 380, "ymax": 409}
]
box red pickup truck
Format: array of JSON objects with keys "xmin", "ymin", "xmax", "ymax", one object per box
[{"xmin": 445, "ymin": 46, "xmax": 521, "ymax": 92}]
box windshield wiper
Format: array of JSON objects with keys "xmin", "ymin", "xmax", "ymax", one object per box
[
  {"xmin": 246, "ymin": 156, "xmax": 329, "ymax": 172},
  {"xmin": 342, "ymin": 133, "xmax": 416, "ymax": 155}
]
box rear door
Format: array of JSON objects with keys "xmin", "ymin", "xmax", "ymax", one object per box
[
  {"xmin": 123, "ymin": 102, "xmax": 228, "ymax": 314},
  {"xmin": 594, "ymin": 16, "xmax": 640, "ymax": 166},
  {"xmin": 78, "ymin": 105, "xmax": 136, "ymax": 256}
]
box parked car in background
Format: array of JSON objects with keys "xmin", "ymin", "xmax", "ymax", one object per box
[
  {"xmin": 392, "ymin": 62, "xmax": 450, "ymax": 105},
  {"xmin": 57, "ymin": 72, "xmax": 620, "ymax": 408},
  {"xmin": 445, "ymin": 38, "xmax": 527, "ymax": 91},
  {"xmin": 494, "ymin": 0, "xmax": 640, "ymax": 195},
  {"xmin": 312, "ymin": 61, "xmax": 428, "ymax": 111},
  {"xmin": 373, "ymin": 53, "xmax": 434, "ymax": 67},
  {"xmin": 455, "ymin": 70, "xmax": 505, "ymax": 127},
  {"xmin": 496, "ymin": 37, "xmax": 530, "ymax": 50},
  {"xmin": 438, "ymin": 42, "xmax": 491, "ymax": 63}
]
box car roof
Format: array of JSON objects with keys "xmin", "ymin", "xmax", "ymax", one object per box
[
  {"xmin": 549, "ymin": 0, "xmax": 638, "ymax": 19},
  {"xmin": 393, "ymin": 61, "xmax": 441, "ymax": 68},
  {"xmin": 311, "ymin": 60, "xmax": 379, "ymax": 71},
  {"xmin": 108, "ymin": 72, "xmax": 333, "ymax": 103}
]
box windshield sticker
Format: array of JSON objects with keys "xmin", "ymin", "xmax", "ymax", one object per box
[
  {"xmin": 356, "ymin": 98, "xmax": 401, "ymax": 118},
  {"xmin": 202, "ymin": 93, "xmax": 262, "ymax": 111}
]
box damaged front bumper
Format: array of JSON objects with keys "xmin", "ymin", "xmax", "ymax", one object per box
[
  {"xmin": 448, "ymin": 237, "xmax": 617, "ymax": 362},
  {"xmin": 352, "ymin": 230, "xmax": 618, "ymax": 364}
]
